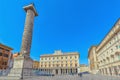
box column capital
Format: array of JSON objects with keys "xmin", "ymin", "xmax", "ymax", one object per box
[{"xmin": 23, "ymin": 3, "xmax": 38, "ymax": 16}]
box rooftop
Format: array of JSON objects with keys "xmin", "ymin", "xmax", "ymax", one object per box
[
  {"xmin": 0, "ymin": 43, "xmax": 13, "ymax": 50},
  {"xmin": 40, "ymin": 50, "xmax": 79, "ymax": 57}
]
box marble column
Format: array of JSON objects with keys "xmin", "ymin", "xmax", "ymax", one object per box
[
  {"xmin": 8, "ymin": 4, "xmax": 38, "ymax": 79},
  {"xmin": 20, "ymin": 3, "xmax": 38, "ymax": 57}
]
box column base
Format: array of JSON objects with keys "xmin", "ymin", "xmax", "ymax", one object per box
[{"xmin": 8, "ymin": 56, "xmax": 33, "ymax": 79}]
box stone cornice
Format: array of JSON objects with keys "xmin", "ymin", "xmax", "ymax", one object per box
[
  {"xmin": 96, "ymin": 18, "xmax": 120, "ymax": 52},
  {"xmin": 0, "ymin": 43, "xmax": 13, "ymax": 50},
  {"xmin": 40, "ymin": 52, "xmax": 79, "ymax": 57}
]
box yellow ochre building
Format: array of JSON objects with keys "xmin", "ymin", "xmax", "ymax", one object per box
[
  {"xmin": 33, "ymin": 60, "xmax": 39, "ymax": 70},
  {"xmin": 39, "ymin": 50, "xmax": 80, "ymax": 75}
]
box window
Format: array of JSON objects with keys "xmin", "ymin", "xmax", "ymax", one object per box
[
  {"xmin": 2, "ymin": 62, "xmax": 4, "ymax": 65},
  {"xmin": 75, "ymin": 56, "xmax": 77, "ymax": 59},
  {"xmin": 111, "ymin": 49, "xmax": 113, "ymax": 53},
  {"xmin": 0, "ymin": 48, "xmax": 3, "ymax": 52},
  {"xmin": 57, "ymin": 64, "xmax": 59, "ymax": 67},
  {"xmin": 116, "ymin": 45, "xmax": 118, "ymax": 49},
  {"xmin": 66, "ymin": 56, "xmax": 67, "ymax": 59},
  {"xmin": 5, "ymin": 50, "xmax": 9, "ymax": 53},
  {"xmin": 109, "ymin": 42, "xmax": 111, "ymax": 44},
  {"xmin": 66, "ymin": 64, "xmax": 67, "ymax": 67},
  {"xmin": 53, "ymin": 57, "xmax": 54, "ymax": 60},
  {"xmin": 2, "ymin": 62, "xmax": 7, "ymax": 65},
  {"xmin": 4, "ymin": 54, "xmax": 8, "ymax": 58},
  {"xmin": 107, "ymin": 51, "xmax": 108, "ymax": 54},
  {"xmin": 0, "ymin": 52, "xmax": 2, "ymax": 56}
]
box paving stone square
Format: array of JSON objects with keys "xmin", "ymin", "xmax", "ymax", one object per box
[{"xmin": 23, "ymin": 74, "xmax": 120, "ymax": 80}]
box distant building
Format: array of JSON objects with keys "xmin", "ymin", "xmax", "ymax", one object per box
[
  {"xmin": 39, "ymin": 50, "xmax": 80, "ymax": 75},
  {"xmin": 13, "ymin": 52, "xmax": 20, "ymax": 58},
  {"xmin": 33, "ymin": 60, "xmax": 39, "ymax": 70},
  {"xmin": 89, "ymin": 18, "xmax": 120, "ymax": 76},
  {"xmin": 88, "ymin": 46, "xmax": 98, "ymax": 74},
  {"xmin": 79, "ymin": 64, "xmax": 89, "ymax": 72},
  {"xmin": 0, "ymin": 43, "xmax": 13, "ymax": 70}
]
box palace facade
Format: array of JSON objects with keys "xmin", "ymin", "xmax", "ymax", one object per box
[
  {"xmin": 89, "ymin": 19, "xmax": 120, "ymax": 76},
  {"xmin": 39, "ymin": 50, "xmax": 80, "ymax": 75}
]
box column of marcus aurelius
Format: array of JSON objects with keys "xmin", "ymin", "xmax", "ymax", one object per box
[
  {"xmin": 20, "ymin": 3, "xmax": 38, "ymax": 57},
  {"xmin": 8, "ymin": 4, "xmax": 38, "ymax": 79}
]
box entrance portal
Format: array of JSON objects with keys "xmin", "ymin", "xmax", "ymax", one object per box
[{"xmin": 56, "ymin": 69, "xmax": 58, "ymax": 74}]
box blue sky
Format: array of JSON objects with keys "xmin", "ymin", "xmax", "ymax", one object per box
[{"xmin": 0, "ymin": 0, "xmax": 120, "ymax": 64}]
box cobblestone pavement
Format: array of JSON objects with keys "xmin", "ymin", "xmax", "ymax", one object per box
[{"xmin": 24, "ymin": 74, "xmax": 120, "ymax": 80}]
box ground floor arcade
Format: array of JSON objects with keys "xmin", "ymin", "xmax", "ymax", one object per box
[
  {"xmin": 99, "ymin": 62, "xmax": 120, "ymax": 76},
  {"xmin": 39, "ymin": 68, "xmax": 78, "ymax": 75}
]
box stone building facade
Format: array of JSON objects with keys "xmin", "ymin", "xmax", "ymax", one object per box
[
  {"xmin": 79, "ymin": 64, "xmax": 89, "ymax": 73},
  {"xmin": 0, "ymin": 43, "xmax": 13, "ymax": 70},
  {"xmin": 96, "ymin": 19, "xmax": 120, "ymax": 76},
  {"xmin": 89, "ymin": 19, "xmax": 120, "ymax": 76},
  {"xmin": 39, "ymin": 50, "xmax": 80, "ymax": 75},
  {"xmin": 88, "ymin": 46, "xmax": 98, "ymax": 74}
]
